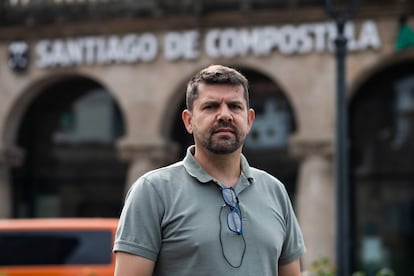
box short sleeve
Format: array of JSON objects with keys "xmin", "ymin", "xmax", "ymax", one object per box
[
  {"xmin": 278, "ymin": 188, "xmax": 306, "ymax": 265},
  {"xmin": 113, "ymin": 177, "xmax": 164, "ymax": 261}
]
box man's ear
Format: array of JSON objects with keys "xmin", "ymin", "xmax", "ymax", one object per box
[
  {"xmin": 247, "ymin": 108, "xmax": 255, "ymax": 132},
  {"xmin": 182, "ymin": 109, "xmax": 193, "ymax": 134}
]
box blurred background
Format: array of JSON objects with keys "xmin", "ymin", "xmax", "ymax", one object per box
[{"xmin": 0, "ymin": 0, "xmax": 413, "ymax": 274}]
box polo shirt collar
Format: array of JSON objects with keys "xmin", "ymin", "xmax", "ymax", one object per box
[{"xmin": 183, "ymin": 145, "xmax": 255, "ymax": 185}]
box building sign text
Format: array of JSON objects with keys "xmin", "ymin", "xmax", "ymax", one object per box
[{"xmin": 24, "ymin": 20, "xmax": 381, "ymax": 69}]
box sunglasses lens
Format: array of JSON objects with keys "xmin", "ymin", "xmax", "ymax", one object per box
[
  {"xmin": 221, "ymin": 188, "xmax": 242, "ymax": 235},
  {"xmin": 227, "ymin": 210, "xmax": 242, "ymax": 234},
  {"xmin": 222, "ymin": 188, "xmax": 237, "ymax": 206}
]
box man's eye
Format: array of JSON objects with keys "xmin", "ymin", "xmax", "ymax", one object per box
[
  {"xmin": 204, "ymin": 104, "xmax": 217, "ymax": 110},
  {"xmin": 230, "ymin": 104, "xmax": 242, "ymax": 110}
]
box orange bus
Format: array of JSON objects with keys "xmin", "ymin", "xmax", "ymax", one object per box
[{"xmin": 0, "ymin": 218, "xmax": 119, "ymax": 276}]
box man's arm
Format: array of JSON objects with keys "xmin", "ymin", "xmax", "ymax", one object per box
[
  {"xmin": 114, "ymin": 251, "xmax": 155, "ymax": 276},
  {"xmin": 278, "ymin": 259, "xmax": 302, "ymax": 276}
]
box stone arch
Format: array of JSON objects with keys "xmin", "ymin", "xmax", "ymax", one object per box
[
  {"xmin": 3, "ymin": 73, "xmax": 128, "ymax": 154},
  {"xmin": 2, "ymin": 73, "xmax": 128, "ymax": 218},
  {"xmin": 160, "ymin": 69, "xmax": 196, "ymax": 158},
  {"xmin": 349, "ymin": 51, "xmax": 414, "ymax": 274},
  {"xmin": 349, "ymin": 49, "xmax": 414, "ymax": 100},
  {"xmin": 235, "ymin": 65, "xmax": 298, "ymax": 198}
]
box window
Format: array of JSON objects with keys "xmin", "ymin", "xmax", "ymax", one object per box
[{"xmin": 0, "ymin": 230, "xmax": 112, "ymax": 265}]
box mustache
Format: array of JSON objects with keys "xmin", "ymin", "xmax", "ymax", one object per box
[{"xmin": 211, "ymin": 122, "xmax": 237, "ymax": 133}]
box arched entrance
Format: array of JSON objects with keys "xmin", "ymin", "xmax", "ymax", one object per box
[
  {"xmin": 169, "ymin": 66, "xmax": 298, "ymax": 199},
  {"xmin": 350, "ymin": 58, "xmax": 414, "ymax": 275},
  {"xmin": 241, "ymin": 68, "xmax": 298, "ymax": 199},
  {"xmin": 10, "ymin": 76, "xmax": 127, "ymax": 218}
]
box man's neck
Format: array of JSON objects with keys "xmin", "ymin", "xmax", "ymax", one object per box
[{"xmin": 193, "ymin": 146, "xmax": 242, "ymax": 187}]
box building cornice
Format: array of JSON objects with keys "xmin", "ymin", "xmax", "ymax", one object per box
[{"xmin": 0, "ymin": 4, "xmax": 412, "ymax": 40}]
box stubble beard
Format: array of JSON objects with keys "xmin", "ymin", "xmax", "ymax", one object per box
[{"xmin": 202, "ymin": 125, "xmax": 245, "ymax": 154}]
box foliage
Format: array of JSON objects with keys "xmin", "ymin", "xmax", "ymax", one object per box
[
  {"xmin": 376, "ymin": 268, "xmax": 395, "ymax": 276},
  {"xmin": 309, "ymin": 257, "xmax": 396, "ymax": 276},
  {"xmin": 310, "ymin": 257, "xmax": 336, "ymax": 276}
]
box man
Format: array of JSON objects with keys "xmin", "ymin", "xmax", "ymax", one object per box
[{"xmin": 113, "ymin": 64, "xmax": 306, "ymax": 276}]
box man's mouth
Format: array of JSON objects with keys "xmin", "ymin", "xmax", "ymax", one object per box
[{"xmin": 214, "ymin": 128, "xmax": 234, "ymax": 134}]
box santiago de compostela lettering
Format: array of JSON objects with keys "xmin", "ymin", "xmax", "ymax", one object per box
[{"xmin": 29, "ymin": 20, "xmax": 380, "ymax": 68}]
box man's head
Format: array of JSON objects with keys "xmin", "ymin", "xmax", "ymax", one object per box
[
  {"xmin": 186, "ymin": 65, "xmax": 250, "ymax": 111},
  {"xmin": 182, "ymin": 65, "xmax": 255, "ymax": 155}
]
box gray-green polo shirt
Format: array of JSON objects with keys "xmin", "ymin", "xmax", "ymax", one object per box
[{"xmin": 113, "ymin": 146, "xmax": 305, "ymax": 276}]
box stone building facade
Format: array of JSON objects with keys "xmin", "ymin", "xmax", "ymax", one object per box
[{"xmin": 0, "ymin": 0, "xmax": 413, "ymax": 273}]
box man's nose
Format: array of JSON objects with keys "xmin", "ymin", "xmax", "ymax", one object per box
[{"xmin": 217, "ymin": 105, "xmax": 233, "ymax": 121}]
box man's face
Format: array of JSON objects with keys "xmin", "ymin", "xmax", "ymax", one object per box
[{"xmin": 182, "ymin": 83, "xmax": 255, "ymax": 154}]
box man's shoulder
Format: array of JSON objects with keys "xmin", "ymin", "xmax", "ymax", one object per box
[
  {"xmin": 249, "ymin": 166, "xmax": 280, "ymax": 182},
  {"xmin": 249, "ymin": 167, "xmax": 287, "ymax": 191},
  {"xmin": 141, "ymin": 160, "xmax": 186, "ymax": 182},
  {"xmin": 127, "ymin": 160, "xmax": 188, "ymax": 196}
]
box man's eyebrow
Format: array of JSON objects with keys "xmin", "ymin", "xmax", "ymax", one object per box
[
  {"xmin": 201, "ymin": 99, "xmax": 219, "ymax": 104},
  {"xmin": 199, "ymin": 100, "xmax": 219, "ymax": 107},
  {"xmin": 228, "ymin": 100, "xmax": 244, "ymax": 104},
  {"xmin": 226, "ymin": 100, "xmax": 245, "ymax": 107}
]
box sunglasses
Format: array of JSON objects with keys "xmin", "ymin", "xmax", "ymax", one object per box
[{"xmin": 221, "ymin": 187, "xmax": 243, "ymax": 235}]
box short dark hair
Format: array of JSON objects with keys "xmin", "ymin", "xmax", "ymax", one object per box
[{"xmin": 185, "ymin": 65, "xmax": 249, "ymax": 111}]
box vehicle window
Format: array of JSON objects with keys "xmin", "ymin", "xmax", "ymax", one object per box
[{"xmin": 0, "ymin": 230, "xmax": 112, "ymax": 266}]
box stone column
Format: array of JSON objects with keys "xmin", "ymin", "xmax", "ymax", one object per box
[
  {"xmin": 117, "ymin": 139, "xmax": 180, "ymax": 192},
  {"xmin": 289, "ymin": 134, "xmax": 335, "ymax": 270},
  {"xmin": 0, "ymin": 147, "xmax": 23, "ymax": 218}
]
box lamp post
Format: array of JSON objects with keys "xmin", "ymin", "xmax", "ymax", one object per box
[{"xmin": 324, "ymin": 1, "xmax": 358, "ymax": 276}]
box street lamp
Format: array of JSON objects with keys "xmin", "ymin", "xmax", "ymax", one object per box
[{"xmin": 324, "ymin": 1, "xmax": 359, "ymax": 276}]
